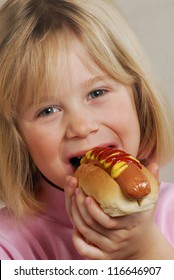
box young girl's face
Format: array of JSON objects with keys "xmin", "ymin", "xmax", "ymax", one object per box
[{"xmin": 17, "ymin": 40, "xmax": 140, "ymax": 189}]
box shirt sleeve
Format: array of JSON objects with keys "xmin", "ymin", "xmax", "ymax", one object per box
[{"xmin": 155, "ymin": 182, "xmax": 174, "ymax": 248}]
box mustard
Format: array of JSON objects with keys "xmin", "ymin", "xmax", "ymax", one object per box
[
  {"xmin": 81, "ymin": 148, "xmax": 140, "ymax": 179},
  {"xmin": 111, "ymin": 161, "xmax": 128, "ymax": 178}
]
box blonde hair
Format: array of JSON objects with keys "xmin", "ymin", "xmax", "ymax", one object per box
[{"xmin": 0, "ymin": 0, "xmax": 174, "ymax": 217}]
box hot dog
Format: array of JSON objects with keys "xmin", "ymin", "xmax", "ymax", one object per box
[{"xmin": 74, "ymin": 147, "xmax": 159, "ymax": 216}]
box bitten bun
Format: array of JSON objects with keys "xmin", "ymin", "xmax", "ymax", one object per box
[{"xmin": 74, "ymin": 147, "xmax": 159, "ymax": 216}]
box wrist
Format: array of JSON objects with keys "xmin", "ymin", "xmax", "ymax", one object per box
[{"xmin": 134, "ymin": 225, "xmax": 174, "ymax": 259}]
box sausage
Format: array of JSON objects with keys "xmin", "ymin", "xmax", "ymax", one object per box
[{"xmin": 81, "ymin": 147, "xmax": 151, "ymax": 199}]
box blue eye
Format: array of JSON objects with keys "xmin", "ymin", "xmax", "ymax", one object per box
[
  {"xmin": 89, "ymin": 89, "xmax": 107, "ymax": 99},
  {"xmin": 38, "ymin": 106, "xmax": 59, "ymax": 117}
]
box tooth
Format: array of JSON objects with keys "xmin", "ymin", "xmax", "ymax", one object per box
[{"xmin": 77, "ymin": 156, "xmax": 83, "ymax": 159}]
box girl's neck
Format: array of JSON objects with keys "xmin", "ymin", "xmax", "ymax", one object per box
[{"xmin": 39, "ymin": 172, "xmax": 64, "ymax": 192}]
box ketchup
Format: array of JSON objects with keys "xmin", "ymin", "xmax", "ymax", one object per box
[{"xmin": 90, "ymin": 147, "xmax": 142, "ymax": 169}]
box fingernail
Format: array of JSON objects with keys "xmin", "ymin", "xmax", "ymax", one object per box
[
  {"xmin": 75, "ymin": 187, "xmax": 80, "ymax": 196},
  {"xmin": 86, "ymin": 197, "xmax": 92, "ymax": 205},
  {"xmin": 66, "ymin": 176, "xmax": 76, "ymax": 188}
]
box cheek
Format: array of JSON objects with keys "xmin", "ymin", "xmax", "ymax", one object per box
[
  {"xmin": 104, "ymin": 95, "xmax": 140, "ymax": 155},
  {"xmin": 20, "ymin": 126, "xmax": 58, "ymax": 160},
  {"xmin": 103, "ymin": 98, "xmax": 139, "ymax": 129}
]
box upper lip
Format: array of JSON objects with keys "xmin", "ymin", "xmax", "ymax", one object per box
[
  {"xmin": 68, "ymin": 149, "xmax": 90, "ymax": 162},
  {"xmin": 68, "ymin": 143, "xmax": 117, "ymax": 162}
]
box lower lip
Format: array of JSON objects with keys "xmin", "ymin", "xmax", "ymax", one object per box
[{"xmin": 66, "ymin": 162, "xmax": 76, "ymax": 175}]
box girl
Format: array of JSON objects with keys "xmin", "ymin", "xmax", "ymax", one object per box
[{"xmin": 0, "ymin": 0, "xmax": 174, "ymax": 259}]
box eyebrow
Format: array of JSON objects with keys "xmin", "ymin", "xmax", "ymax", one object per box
[
  {"xmin": 26, "ymin": 75, "xmax": 112, "ymax": 109},
  {"xmin": 81, "ymin": 75, "xmax": 110, "ymax": 89}
]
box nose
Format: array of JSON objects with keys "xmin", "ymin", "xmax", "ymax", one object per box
[{"xmin": 65, "ymin": 111, "xmax": 99, "ymax": 139}]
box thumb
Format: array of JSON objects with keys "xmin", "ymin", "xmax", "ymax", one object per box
[
  {"xmin": 64, "ymin": 175, "xmax": 78, "ymax": 225},
  {"xmin": 64, "ymin": 175, "xmax": 78, "ymax": 197}
]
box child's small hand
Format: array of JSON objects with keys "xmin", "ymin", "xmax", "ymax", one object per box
[
  {"xmin": 64, "ymin": 163, "xmax": 174, "ymax": 259},
  {"xmin": 66, "ymin": 184, "xmax": 156, "ymax": 259},
  {"xmin": 64, "ymin": 176, "xmax": 152, "ymax": 259}
]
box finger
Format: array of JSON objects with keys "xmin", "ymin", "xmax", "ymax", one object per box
[
  {"xmin": 85, "ymin": 197, "xmax": 152, "ymax": 230},
  {"xmin": 72, "ymin": 228, "xmax": 105, "ymax": 260},
  {"xmin": 64, "ymin": 176, "xmax": 78, "ymax": 222},
  {"xmin": 84, "ymin": 196, "xmax": 126, "ymax": 229},
  {"xmin": 73, "ymin": 189, "xmax": 130, "ymax": 251},
  {"xmin": 75, "ymin": 188, "xmax": 95, "ymax": 226},
  {"xmin": 75, "ymin": 187, "xmax": 105, "ymax": 232},
  {"xmin": 71, "ymin": 195, "xmax": 109, "ymax": 248},
  {"xmin": 74, "ymin": 186, "xmax": 120, "ymax": 229},
  {"xmin": 64, "ymin": 175, "xmax": 78, "ymax": 197},
  {"xmin": 72, "ymin": 228, "xmax": 128, "ymax": 259},
  {"xmin": 75, "ymin": 187, "xmax": 124, "ymax": 235}
]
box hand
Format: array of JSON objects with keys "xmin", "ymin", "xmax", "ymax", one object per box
[{"xmin": 64, "ymin": 163, "xmax": 174, "ymax": 259}]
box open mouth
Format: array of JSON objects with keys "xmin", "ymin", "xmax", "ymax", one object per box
[
  {"xmin": 69, "ymin": 146, "xmax": 116, "ymax": 170},
  {"xmin": 70, "ymin": 156, "xmax": 83, "ymax": 170}
]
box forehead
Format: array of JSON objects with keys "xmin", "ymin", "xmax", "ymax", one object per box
[
  {"xmin": 18, "ymin": 29, "xmax": 134, "ymax": 114},
  {"xmin": 19, "ymin": 36, "xmax": 107, "ymax": 109}
]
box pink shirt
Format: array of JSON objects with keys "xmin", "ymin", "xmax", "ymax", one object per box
[
  {"xmin": 0, "ymin": 181, "xmax": 173, "ymax": 259},
  {"xmin": 0, "ymin": 184, "xmax": 83, "ymax": 260},
  {"xmin": 154, "ymin": 182, "xmax": 174, "ymax": 247}
]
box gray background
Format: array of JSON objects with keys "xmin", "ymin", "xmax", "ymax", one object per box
[
  {"xmin": 0, "ymin": 0, "xmax": 173, "ymax": 183},
  {"xmin": 115, "ymin": 0, "xmax": 174, "ymax": 183}
]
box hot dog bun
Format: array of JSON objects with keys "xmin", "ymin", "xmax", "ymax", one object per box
[{"xmin": 74, "ymin": 147, "xmax": 159, "ymax": 216}]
